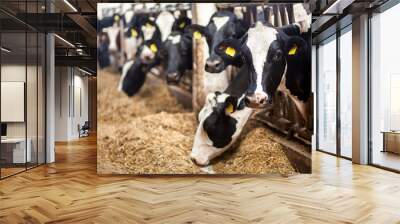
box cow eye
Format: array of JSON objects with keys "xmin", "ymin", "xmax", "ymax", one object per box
[{"xmin": 272, "ymin": 50, "xmax": 283, "ymax": 62}]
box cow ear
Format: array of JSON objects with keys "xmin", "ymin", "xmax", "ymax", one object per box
[
  {"xmin": 224, "ymin": 96, "xmax": 238, "ymax": 114},
  {"xmin": 285, "ymin": 36, "xmax": 306, "ymax": 58},
  {"xmin": 126, "ymin": 27, "xmax": 139, "ymax": 38},
  {"xmin": 173, "ymin": 17, "xmax": 192, "ymax": 32},
  {"xmin": 185, "ymin": 24, "xmax": 208, "ymax": 40},
  {"xmin": 215, "ymin": 39, "xmax": 241, "ymax": 60}
]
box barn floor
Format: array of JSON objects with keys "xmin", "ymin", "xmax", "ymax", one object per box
[{"xmin": 97, "ymin": 69, "xmax": 296, "ymax": 175}]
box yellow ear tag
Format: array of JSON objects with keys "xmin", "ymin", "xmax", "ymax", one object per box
[
  {"xmin": 193, "ymin": 31, "xmax": 202, "ymax": 40},
  {"xmin": 226, "ymin": 103, "xmax": 234, "ymax": 113},
  {"xmin": 150, "ymin": 44, "xmax": 158, "ymax": 53},
  {"xmin": 131, "ymin": 29, "xmax": 138, "ymax": 37},
  {"xmin": 225, "ymin": 47, "xmax": 236, "ymax": 57},
  {"xmin": 179, "ymin": 22, "xmax": 185, "ymax": 29},
  {"xmin": 288, "ymin": 45, "xmax": 298, "ymax": 55},
  {"xmin": 114, "ymin": 15, "xmax": 120, "ymax": 22}
]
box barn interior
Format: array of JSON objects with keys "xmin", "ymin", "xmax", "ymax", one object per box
[
  {"xmin": 97, "ymin": 3, "xmax": 312, "ymax": 175},
  {"xmin": 0, "ymin": 1, "xmax": 400, "ymax": 223}
]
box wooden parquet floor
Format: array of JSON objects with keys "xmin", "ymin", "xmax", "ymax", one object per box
[{"xmin": 1, "ymin": 135, "xmax": 400, "ymax": 224}]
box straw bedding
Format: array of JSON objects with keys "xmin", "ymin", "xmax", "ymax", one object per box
[{"xmin": 97, "ymin": 70, "xmax": 295, "ymax": 175}]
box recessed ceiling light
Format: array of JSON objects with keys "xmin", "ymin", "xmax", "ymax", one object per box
[
  {"xmin": 54, "ymin": 34, "xmax": 75, "ymax": 48},
  {"xmin": 323, "ymin": 0, "xmax": 355, "ymax": 15},
  {"xmin": 78, "ymin": 67, "xmax": 93, "ymax": 76},
  {"xmin": 63, "ymin": 0, "xmax": 78, "ymax": 12},
  {"xmin": 1, "ymin": 47, "xmax": 11, "ymax": 53}
]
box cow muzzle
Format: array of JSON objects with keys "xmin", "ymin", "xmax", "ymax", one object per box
[
  {"xmin": 166, "ymin": 72, "xmax": 181, "ymax": 84},
  {"xmin": 245, "ymin": 92, "xmax": 269, "ymax": 108},
  {"xmin": 190, "ymin": 153, "xmax": 210, "ymax": 167},
  {"xmin": 141, "ymin": 55, "xmax": 154, "ymax": 63},
  {"xmin": 205, "ymin": 58, "xmax": 224, "ymax": 73}
]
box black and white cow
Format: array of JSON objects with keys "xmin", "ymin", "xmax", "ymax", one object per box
[
  {"xmin": 214, "ymin": 21, "xmax": 311, "ymax": 122},
  {"xmin": 161, "ymin": 17, "xmax": 192, "ymax": 83},
  {"xmin": 101, "ymin": 14, "xmax": 125, "ymax": 53},
  {"xmin": 118, "ymin": 36, "xmax": 163, "ymax": 96},
  {"xmin": 118, "ymin": 15, "xmax": 192, "ymax": 96},
  {"xmin": 97, "ymin": 32, "xmax": 111, "ymax": 68},
  {"xmin": 188, "ymin": 10, "xmax": 249, "ymax": 73},
  {"xmin": 190, "ymin": 64, "xmax": 254, "ymax": 166},
  {"xmin": 156, "ymin": 11, "xmax": 176, "ymax": 42},
  {"xmin": 122, "ymin": 13, "xmax": 149, "ymax": 60}
]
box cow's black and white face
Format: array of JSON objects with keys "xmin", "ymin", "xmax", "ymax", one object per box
[
  {"xmin": 244, "ymin": 22, "xmax": 284, "ymax": 108},
  {"xmin": 162, "ymin": 32, "xmax": 192, "ymax": 83},
  {"xmin": 138, "ymin": 38, "xmax": 161, "ymax": 64},
  {"xmin": 104, "ymin": 26, "xmax": 120, "ymax": 53},
  {"xmin": 215, "ymin": 22, "xmax": 305, "ymax": 109},
  {"xmin": 187, "ymin": 11, "xmax": 248, "ymax": 73},
  {"xmin": 191, "ymin": 92, "xmax": 252, "ymax": 166}
]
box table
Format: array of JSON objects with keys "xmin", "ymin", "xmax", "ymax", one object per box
[
  {"xmin": 1, "ymin": 138, "xmax": 32, "ymax": 163},
  {"xmin": 382, "ymin": 131, "xmax": 400, "ymax": 154}
]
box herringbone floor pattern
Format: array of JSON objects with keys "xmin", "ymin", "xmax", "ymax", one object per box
[{"xmin": 1, "ymin": 135, "xmax": 400, "ymax": 223}]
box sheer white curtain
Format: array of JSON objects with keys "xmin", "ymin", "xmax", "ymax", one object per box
[
  {"xmin": 340, "ymin": 29, "xmax": 352, "ymax": 158},
  {"xmin": 318, "ymin": 37, "xmax": 337, "ymax": 154}
]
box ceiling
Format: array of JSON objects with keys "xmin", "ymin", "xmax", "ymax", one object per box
[
  {"xmin": 0, "ymin": 0, "xmax": 98, "ymax": 74},
  {"xmin": 310, "ymin": 0, "xmax": 392, "ymax": 43}
]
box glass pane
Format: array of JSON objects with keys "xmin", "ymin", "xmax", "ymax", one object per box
[
  {"xmin": 38, "ymin": 32, "xmax": 45, "ymax": 165},
  {"xmin": 27, "ymin": 31, "xmax": 38, "ymax": 169},
  {"xmin": 317, "ymin": 36, "xmax": 337, "ymax": 154},
  {"xmin": 1, "ymin": 30, "xmax": 27, "ymax": 177},
  {"xmin": 340, "ymin": 28, "xmax": 352, "ymax": 158},
  {"xmin": 371, "ymin": 4, "xmax": 400, "ymax": 171}
]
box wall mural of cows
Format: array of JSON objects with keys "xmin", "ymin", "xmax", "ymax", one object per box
[{"xmin": 97, "ymin": 3, "xmax": 312, "ymax": 175}]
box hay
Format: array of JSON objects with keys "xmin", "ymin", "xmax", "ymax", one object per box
[
  {"xmin": 97, "ymin": 70, "xmax": 296, "ymax": 175},
  {"xmin": 98, "ymin": 70, "xmax": 186, "ymax": 124},
  {"xmin": 212, "ymin": 122, "xmax": 295, "ymax": 175},
  {"xmin": 98, "ymin": 112, "xmax": 199, "ymax": 174}
]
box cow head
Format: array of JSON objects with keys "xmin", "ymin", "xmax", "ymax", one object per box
[
  {"xmin": 190, "ymin": 92, "xmax": 251, "ymax": 166},
  {"xmin": 112, "ymin": 13, "xmax": 124, "ymax": 26},
  {"xmin": 139, "ymin": 19, "xmax": 161, "ymax": 42},
  {"xmin": 187, "ymin": 11, "xmax": 248, "ymax": 73},
  {"xmin": 125, "ymin": 24, "xmax": 143, "ymax": 40},
  {"xmin": 215, "ymin": 22, "xmax": 307, "ymax": 108},
  {"xmin": 171, "ymin": 16, "xmax": 192, "ymax": 33},
  {"xmin": 125, "ymin": 13, "xmax": 149, "ymax": 39},
  {"xmin": 137, "ymin": 36, "xmax": 162, "ymax": 64},
  {"xmin": 161, "ymin": 21, "xmax": 193, "ymax": 83}
]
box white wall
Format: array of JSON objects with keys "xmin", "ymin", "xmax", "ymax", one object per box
[
  {"xmin": 1, "ymin": 65, "xmax": 35, "ymax": 138},
  {"xmin": 55, "ymin": 66, "xmax": 70, "ymax": 141},
  {"xmin": 1, "ymin": 63, "xmax": 46, "ymax": 164},
  {"xmin": 54, "ymin": 67, "xmax": 89, "ymax": 141}
]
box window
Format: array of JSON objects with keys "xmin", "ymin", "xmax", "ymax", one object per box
[
  {"xmin": 370, "ymin": 2, "xmax": 400, "ymax": 171},
  {"xmin": 0, "ymin": 0, "xmax": 47, "ymax": 179},
  {"xmin": 317, "ymin": 35, "xmax": 337, "ymax": 154},
  {"xmin": 339, "ymin": 27, "xmax": 352, "ymax": 158}
]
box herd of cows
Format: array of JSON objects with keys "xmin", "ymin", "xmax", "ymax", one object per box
[{"xmin": 97, "ymin": 4, "xmax": 311, "ymax": 166}]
